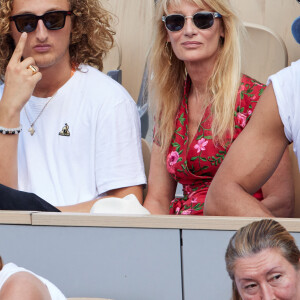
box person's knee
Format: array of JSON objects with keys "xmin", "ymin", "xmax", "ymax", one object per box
[{"xmin": 0, "ymin": 271, "xmax": 51, "ymax": 300}]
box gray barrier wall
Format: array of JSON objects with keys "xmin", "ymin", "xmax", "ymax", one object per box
[{"xmin": 1, "ymin": 212, "xmax": 300, "ymax": 300}]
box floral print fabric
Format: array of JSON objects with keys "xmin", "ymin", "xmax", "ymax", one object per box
[{"xmin": 166, "ymin": 75, "xmax": 265, "ymax": 215}]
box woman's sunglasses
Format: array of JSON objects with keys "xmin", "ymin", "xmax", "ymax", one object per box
[
  {"xmin": 162, "ymin": 11, "xmax": 222, "ymax": 32},
  {"xmin": 10, "ymin": 10, "xmax": 73, "ymax": 33}
]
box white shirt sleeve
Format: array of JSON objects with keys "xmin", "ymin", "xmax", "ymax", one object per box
[
  {"xmin": 267, "ymin": 59, "xmax": 300, "ymax": 143},
  {"xmin": 95, "ymin": 96, "xmax": 146, "ymax": 195}
]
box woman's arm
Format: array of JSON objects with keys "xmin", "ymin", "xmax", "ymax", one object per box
[
  {"xmin": 143, "ymin": 143, "xmax": 177, "ymax": 214},
  {"xmin": 260, "ymin": 148, "xmax": 294, "ymax": 217}
]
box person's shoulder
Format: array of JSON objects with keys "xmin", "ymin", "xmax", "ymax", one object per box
[
  {"xmin": 77, "ymin": 65, "xmax": 134, "ymax": 104},
  {"xmin": 234, "ymin": 75, "xmax": 266, "ymax": 127},
  {"xmin": 240, "ymin": 74, "xmax": 266, "ymax": 90},
  {"xmin": 238, "ymin": 74, "xmax": 266, "ymax": 105},
  {"xmin": 0, "ymin": 263, "xmax": 19, "ymax": 275},
  {"xmin": 269, "ymin": 59, "xmax": 300, "ymax": 83},
  {"xmin": 291, "ymin": 59, "xmax": 300, "ymax": 68},
  {"xmin": 284, "ymin": 59, "xmax": 300, "ymax": 73},
  {"xmin": 77, "ymin": 65, "xmax": 118, "ymax": 88}
]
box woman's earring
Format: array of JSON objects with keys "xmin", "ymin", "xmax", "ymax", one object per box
[
  {"xmin": 220, "ymin": 36, "xmax": 225, "ymax": 46},
  {"xmin": 165, "ymin": 42, "xmax": 173, "ymax": 66}
]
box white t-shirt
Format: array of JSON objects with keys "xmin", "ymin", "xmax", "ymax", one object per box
[
  {"xmin": 0, "ymin": 263, "xmax": 66, "ymax": 300},
  {"xmin": 268, "ymin": 59, "xmax": 300, "ymax": 169},
  {"xmin": 0, "ymin": 65, "xmax": 146, "ymax": 206}
]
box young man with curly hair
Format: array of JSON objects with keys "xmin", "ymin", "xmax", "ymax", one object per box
[{"xmin": 0, "ymin": 0, "xmax": 146, "ymax": 212}]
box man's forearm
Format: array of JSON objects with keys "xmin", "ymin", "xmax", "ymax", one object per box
[
  {"xmin": 204, "ymin": 182, "xmax": 273, "ymax": 217},
  {"xmin": 261, "ymin": 195, "xmax": 294, "ymax": 217}
]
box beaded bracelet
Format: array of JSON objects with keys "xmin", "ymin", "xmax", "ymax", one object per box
[{"xmin": 0, "ymin": 125, "xmax": 22, "ymax": 135}]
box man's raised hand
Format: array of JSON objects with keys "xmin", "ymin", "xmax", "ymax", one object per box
[{"xmin": 1, "ymin": 32, "xmax": 42, "ymax": 115}]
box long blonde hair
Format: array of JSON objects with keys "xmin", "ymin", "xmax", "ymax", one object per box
[
  {"xmin": 0, "ymin": 0, "xmax": 115, "ymax": 78},
  {"xmin": 225, "ymin": 219, "xmax": 300, "ymax": 300},
  {"xmin": 149, "ymin": 0, "xmax": 243, "ymax": 153}
]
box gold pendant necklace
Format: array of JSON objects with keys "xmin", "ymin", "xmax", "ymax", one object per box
[
  {"xmin": 25, "ymin": 92, "xmax": 57, "ymax": 136},
  {"xmin": 28, "ymin": 126, "xmax": 35, "ymax": 136},
  {"xmin": 24, "ymin": 67, "xmax": 76, "ymax": 136}
]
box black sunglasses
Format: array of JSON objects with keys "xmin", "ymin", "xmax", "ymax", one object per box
[
  {"xmin": 162, "ymin": 11, "xmax": 222, "ymax": 32},
  {"xmin": 10, "ymin": 10, "xmax": 73, "ymax": 33}
]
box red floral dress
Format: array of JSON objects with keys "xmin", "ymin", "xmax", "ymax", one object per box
[{"xmin": 165, "ymin": 75, "xmax": 265, "ymax": 215}]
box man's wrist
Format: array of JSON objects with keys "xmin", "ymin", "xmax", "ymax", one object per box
[{"xmin": 0, "ymin": 100, "xmax": 21, "ymax": 127}]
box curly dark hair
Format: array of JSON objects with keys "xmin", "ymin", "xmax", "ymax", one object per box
[{"xmin": 0, "ymin": 0, "xmax": 115, "ymax": 78}]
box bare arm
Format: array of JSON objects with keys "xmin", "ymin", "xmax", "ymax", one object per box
[
  {"xmin": 0, "ymin": 272, "xmax": 51, "ymax": 300},
  {"xmin": 204, "ymin": 84, "xmax": 289, "ymax": 217},
  {"xmin": 143, "ymin": 143, "xmax": 177, "ymax": 214},
  {"xmin": 57, "ymin": 185, "xmax": 143, "ymax": 213},
  {"xmin": 0, "ymin": 33, "xmax": 41, "ymax": 188},
  {"xmin": 0, "ymin": 105, "xmax": 19, "ymax": 188},
  {"xmin": 260, "ymin": 148, "xmax": 294, "ymax": 217}
]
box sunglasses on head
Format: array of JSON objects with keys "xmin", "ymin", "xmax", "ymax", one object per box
[
  {"xmin": 162, "ymin": 11, "xmax": 222, "ymax": 32},
  {"xmin": 10, "ymin": 10, "xmax": 73, "ymax": 33}
]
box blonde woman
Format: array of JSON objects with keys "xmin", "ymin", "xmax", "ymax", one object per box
[{"xmin": 143, "ymin": 0, "xmax": 293, "ymax": 216}]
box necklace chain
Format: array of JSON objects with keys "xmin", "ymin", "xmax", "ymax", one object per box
[
  {"xmin": 24, "ymin": 66, "xmax": 76, "ymax": 136},
  {"xmin": 24, "ymin": 92, "xmax": 57, "ymax": 136},
  {"xmin": 193, "ymin": 87, "xmax": 211, "ymax": 125}
]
